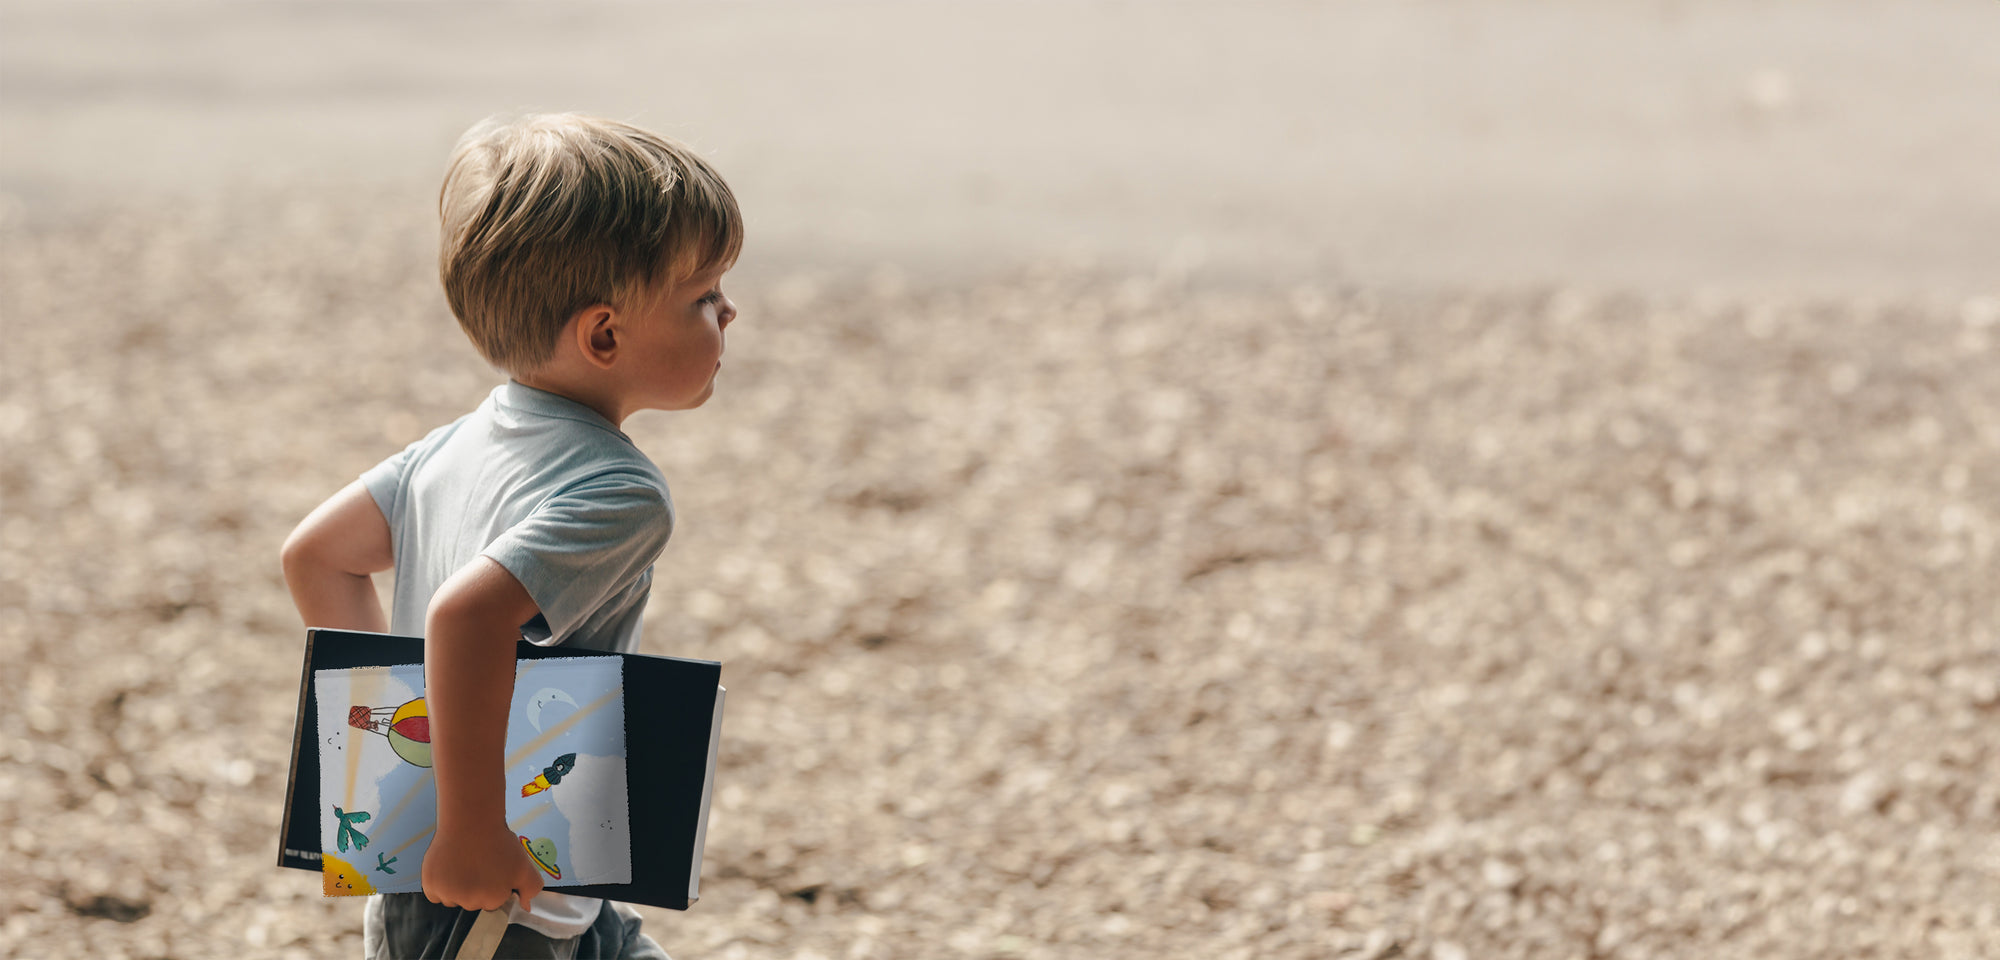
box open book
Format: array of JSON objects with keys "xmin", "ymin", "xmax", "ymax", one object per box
[{"xmin": 277, "ymin": 629, "xmax": 724, "ymax": 910}]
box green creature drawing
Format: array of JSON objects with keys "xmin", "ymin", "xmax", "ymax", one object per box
[{"xmin": 333, "ymin": 806, "xmax": 371, "ymax": 852}]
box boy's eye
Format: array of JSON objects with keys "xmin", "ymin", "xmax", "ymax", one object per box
[{"xmin": 697, "ymin": 290, "xmax": 723, "ymax": 305}]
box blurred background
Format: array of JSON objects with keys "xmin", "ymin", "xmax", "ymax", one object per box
[
  {"xmin": 2, "ymin": 2, "xmax": 1997, "ymax": 959},
  {"xmin": 6, "ymin": 0, "xmax": 1998, "ymax": 296}
]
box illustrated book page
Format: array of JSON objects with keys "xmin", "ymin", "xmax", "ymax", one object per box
[{"xmin": 313, "ymin": 656, "xmax": 631, "ymax": 896}]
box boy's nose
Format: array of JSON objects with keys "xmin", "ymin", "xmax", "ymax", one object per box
[{"xmin": 718, "ymin": 297, "xmax": 738, "ymax": 328}]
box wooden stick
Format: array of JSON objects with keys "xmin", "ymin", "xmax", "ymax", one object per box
[{"xmin": 455, "ymin": 894, "xmax": 515, "ymax": 960}]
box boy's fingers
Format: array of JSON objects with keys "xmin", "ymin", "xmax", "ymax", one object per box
[
  {"xmin": 518, "ymin": 862, "xmax": 545, "ymax": 912},
  {"xmin": 517, "ymin": 878, "xmax": 538, "ymax": 913}
]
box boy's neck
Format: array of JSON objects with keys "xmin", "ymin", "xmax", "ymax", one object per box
[{"xmin": 511, "ymin": 370, "xmax": 629, "ymax": 427}]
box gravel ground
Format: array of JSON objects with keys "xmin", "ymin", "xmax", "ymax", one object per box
[{"xmin": 1, "ymin": 197, "xmax": 1998, "ymax": 959}]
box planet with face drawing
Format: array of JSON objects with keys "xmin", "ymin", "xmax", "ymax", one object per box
[{"xmin": 520, "ymin": 836, "xmax": 561, "ymax": 880}]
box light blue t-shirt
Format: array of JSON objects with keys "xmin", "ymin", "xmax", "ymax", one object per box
[
  {"xmin": 359, "ymin": 381, "xmax": 672, "ymax": 939},
  {"xmin": 362, "ymin": 380, "xmax": 674, "ymax": 652}
]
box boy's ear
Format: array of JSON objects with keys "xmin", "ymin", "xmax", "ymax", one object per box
[{"xmin": 572, "ymin": 305, "xmax": 620, "ymax": 370}]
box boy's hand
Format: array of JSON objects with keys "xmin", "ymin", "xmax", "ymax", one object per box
[{"xmin": 422, "ymin": 822, "xmax": 543, "ymax": 913}]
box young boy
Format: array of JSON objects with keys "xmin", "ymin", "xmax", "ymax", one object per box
[{"xmin": 281, "ymin": 114, "xmax": 742, "ymax": 959}]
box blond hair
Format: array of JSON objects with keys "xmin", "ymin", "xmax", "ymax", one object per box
[{"xmin": 438, "ymin": 114, "xmax": 743, "ymax": 371}]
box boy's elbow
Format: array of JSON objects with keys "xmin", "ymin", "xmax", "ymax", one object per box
[
  {"xmin": 281, "ymin": 482, "xmax": 394, "ymax": 583},
  {"xmin": 279, "ymin": 525, "xmax": 318, "ymax": 584},
  {"xmin": 280, "ymin": 522, "xmax": 362, "ymax": 589}
]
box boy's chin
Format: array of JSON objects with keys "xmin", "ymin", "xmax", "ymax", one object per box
[{"xmin": 654, "ymin": 385, "xmax": 715, "ymax": 413}]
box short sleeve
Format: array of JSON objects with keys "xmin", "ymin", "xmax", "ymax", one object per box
[
  {"xmin": 480, "ymin": 473, "xmax": 674, "ymax": 643},
  {"xmin": 361, "ymin": 419, "xmax": 464, "ymax": 530},
  {"xmin": 360, "ymin": 441, "xmax": 421, "ymax": 530}
]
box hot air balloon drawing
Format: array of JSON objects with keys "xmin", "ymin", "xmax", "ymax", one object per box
[{"xmin": 348, "ymin": 698, "xmax": 432, "ymax": 768}]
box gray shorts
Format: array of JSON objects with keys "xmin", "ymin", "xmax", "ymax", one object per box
[{"xmin": 363, "ymin": 893, "xmax": 671, "ymax": 960}]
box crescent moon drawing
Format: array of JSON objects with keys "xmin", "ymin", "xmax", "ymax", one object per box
[{"xmin": 526, "ymin": 688, "xmax": 581, "ymax": 731}]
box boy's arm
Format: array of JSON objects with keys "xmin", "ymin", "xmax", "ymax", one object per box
[
  {"xmin": 280, "ymin": 480, "xmax": 392, "ymax": 631},
  {"xmin": 420, "ymin": 556, "xmax": 546, "ymax": 913}
]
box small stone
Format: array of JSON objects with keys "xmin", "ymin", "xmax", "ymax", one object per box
[
  {"xmin": 1841, "ymin": 772, "xmax": 1890, "ymax": 817},
  {"xmin": 1361, "ymin": 929, "xmax": 1397, "ymax": 960},
  {"xmin": 1481, "ymin": 858, "xmax": 1523, "ymax": 892}
]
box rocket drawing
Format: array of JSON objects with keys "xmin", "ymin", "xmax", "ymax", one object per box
[{"xmin": 520, "ymin": 752, "xmax": 577, "ymax": 797}]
